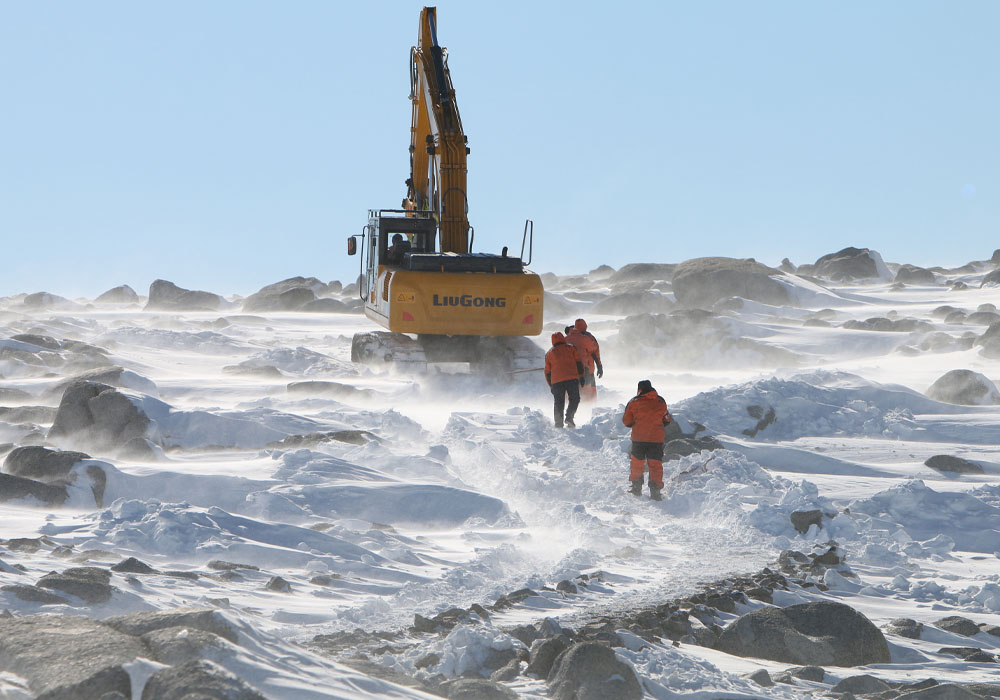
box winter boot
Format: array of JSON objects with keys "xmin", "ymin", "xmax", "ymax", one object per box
[
  {"xmin": 565, "ymin": 418, "xmax": 576, "ymax": 428},
  {"xmin": 649, "ymin": 484, "xmax": 662, "ymax": 501},
  {"xmin": 629, "ymin": 480, "xmax": 643, "ymax": 496}
]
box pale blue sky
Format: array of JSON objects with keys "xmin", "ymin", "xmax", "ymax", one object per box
[{"xmin": 1, "ymin": 1, "xmax": 997, "ymax": 298}]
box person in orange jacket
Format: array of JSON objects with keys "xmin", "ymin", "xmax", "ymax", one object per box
[
  {"xmin": 545, "ymin": 332, "xmax": 585, "ymax": 428},
  {"xmin": 622, "ymin": 379, "xmax": 672, "ymax": 500},
  {"xmin": 566, "ymin": 319, "xmax": 603, "ymax": 402}
]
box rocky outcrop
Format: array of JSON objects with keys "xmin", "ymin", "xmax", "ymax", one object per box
[
  {"xmin": 883, "ymin": 618, "xmax": 923, "ymax": 639},
  {"xmin": 140, "ymin": 659, "xmax": 266, "ymax": 700},
  {"xmin": 672, "ymin": 257, "xmax": 791, "ymax": 308},
  {"xmin": 145, "ymin": 279, "xmax": 226, "ymax": 311},
  {"xmin": 607, "ymin": 263, "xmax": 675, "ymax": 283},
  {"xmin": 926, "ymin": 369, "xmax": 1000, "ymax": 405},
  {"xmin": 715, "ymin": 600, "xmax": 890, "ymax": 666},
  {"xmin": 590, "ymin": 291, "xmax": 674, "ymax": 315},
  {"xmin": 810, "ymin": 247, "xmax": 892, "ymax": 282},
  {"xmin": 547, "ymin": 643, "xmax": 642, "ymax": 700},
  {"xmin": 48, "ymin": 380, "xmax": 150, "ymax": 448},
  {"xmin": 934, "ymin": 616, "xmax": 982, "ymax": 637},
  {"xmin": 925, "ymin": 455, "xmax": 984, "ymax": 475},
  {"xmin": 94, "ymin": 285, "xmax": 139, "ymax": 304},
  {"xmin": 895, "ymin": 265, "xmax": 937, "ymax": 284}
]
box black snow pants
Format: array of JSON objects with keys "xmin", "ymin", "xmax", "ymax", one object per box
[{"xmin": 551, "ymin": 379, "xmax": 580, "ymax": 427}]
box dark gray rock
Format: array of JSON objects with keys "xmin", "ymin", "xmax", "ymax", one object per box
[
  {"xmin": 0, "ymin": 584, "xmax": 69, "ymax": 604},
  {"xmin": 935, "ymin": 616, "xmax": 981, "ymax": 637},
  {"xmin": 141, "ymin": 626, "xmax": 234, "ymax": 665},
  {"xmin": 441, "ymin": 678, "xmax": 517, "ymax": 700},
  {"xmin": 607, "ymin": 263, "xmax": 675, "ymax": 283},
  {"xmin": 145, "ymin": 279, "xmax": 226, "ymax": 312},
  {"xmin": 526, "ymin": 636, "xmax": 569, "ymax": 678},
  {"xmin": 94, "ymin": 286, "xmax": 139, "ymax": 304},
  {"xmin": 3, "ymin": 446, "xmax": 91, "ymax": 481},
  {"xmin": 926, "ymin": 369, "xmax": 1000, "ymax": 405},
  {"xmin": 790, "ymin": 510, "xmax": 824, "ymax": 534},
  {"xmin": 746, "ymin": 668, "xmax": 774, "ymax": 686},
  {"xmin": 937, "ymin": 646, "xmax": 993, "ymax": 661},
  {"xmin": 982, "ymin": 270, "xmax": 1000, "ymax": 288},
  {"xmin": 843, "ymin": 317, "xmax": 934, "ymax": 332},
  {"xmin": 47, "ymin": 366, "xmax": 156, "ymax": 399},
  {"xmin": 813, "ymin": 247, "xmax": 887, "ymax": 281},
  {"xmin": 547, "ymin": 642, "xmax": 642, "ymax": 700},
  {"xmin": 832, "ymin": 674, "xmax": 892, "ymax": 694},
  {"xmin": 110, "ymin": 557, "xmax": 156, "ymax": 574},
  {"xmin": 302, "ymin": 298, "xmax": 352, "ymax": 313},
  {"xmin": 48, "ymin": 380, "xmax": 151, "ymax": 449},
  {"xmin": 0, "ymin": 614, "xmax": 143, "ymax": 698},
  {"xmin": 510, "ymin": 624, "xmax": 541, "ymax": 647},
  {"xmin": 36, "ymin": 567, "xmax": 113, "ymax": 604},
  {"xmin": 22, "ymin": 292, "xmax": 77, "ymax": 310},
  {"xmin": 715, "ymin": 601, "xmax": 890, "ymax": 666},
  {"xmin": 490, "ymin": 658, "xmax": 521, "ymax": 682},
  {"xmin": 897, "ymin": 684, "xmax": 985, "ymax": 700},
  {"xmin": 207, "ymin": 560, "xmax": 260, "ymax": 572},
  {"xmin": 895, "ymin": 265, "xmax": 937, "ymax": 284},
  {"xmin": 556, "ymin": 579, "xmax": 578, "ymax": 594},
  {"xmin": 242, "ymin": 286, "xmax": 316, "ymax": 312},
  {"xmin": 140, "ymin": 659, "xmax": 266, "ymax": 700},
  {"xmin": 884, "ymin": 618, "xmax": 923, "ymax": 639},
  {"xmin": 975, "ymin": 323, "xmax": 1000, "ymax": 359},
  {"xmin": 783, "ymin": 665, "xmax": 825, "ymax": 681},
  {"xmin": 925, "ymin": 455, "xmax": 984, "ymax": 475},
  {"xmin": 0, "ymin": 473, "xmax": 68, "ymax": 506},
  {"xmin": 266, "ymin": 576, "xmax": 292, "ymax": 592},
  {"xmin": 103, "ymin": 608, "xmax": 239, "ymax": 643},
  {"xmin": 672, "ymin": 257, "xmax": 790, "ymax": 308}
]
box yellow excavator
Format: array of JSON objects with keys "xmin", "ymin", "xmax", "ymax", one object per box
[{"xmin": 348, "ymin": 6, "xmax": 544, "ymax": 372}]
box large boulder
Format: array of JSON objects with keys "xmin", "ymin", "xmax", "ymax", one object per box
[
  {"xmin": 103, "ymin": 608, "xmax": 239, "ymax": 643},
  {"xmin": 145, "ymin": 279, "xmax": 226, "ymax": 311},
  {"xmin": 48, "ymin": 380, "xmax": 151, "ymax": 448},
  {"xmin": 140, "ymin": 659, "xmax": 266, "ymax": 700},
  {"xmin": 672, "ymin": 257, "xmax": 790, "ymax": 308},
  {"xmin": 36, "ymin": 566, "xmax": 114, "ymax": 604},
  {"xmin": 926, "ymin": 369, "xmax": 1000, "ymax": 405},
  {"xmin": 607, "ymin": 263, "xmax": 676, "ymax": 284},
  {"xmin": 0, "ymin": 473, "xmax": 68, "ymax": 506},
  {"xmin": 895, "ymin": 265, "xmax": 937, "ymax": 285},
  {"xmin": 3, "ymin": 446, "xmax": 91, "ymax": 481},
  {"xmin": 715, "ymin": 601, "xmax": 890, "ymax": 666},
  {"xmin": 925, "ymin": 455, "xmax": 984, "ymax": 475},
  {"xmin": 242, "ymin": 286, "xmax": 317, "ymax": 312},
  {"xmin": 981, "ymin": 269, "xmax": 1000, "ymax": 287},
  {"xmin": 811, "ymin": 247, "xmax": 892, "ymax": 282},
  {"xmin": 0, "ymin": 614, "xmax": 143, "ymax": 698},
  {"xmin": 547, "ymin": 642, "xmax": 642, "ymax": 700},
  {"xmin": 48, "ymin": 366, "xmax": 158, "ymax": 398},
  {"xmin": 94, "ymin": 285, "xmax": 140, "ymax": 304},
  {"xmin": 975, "ymin": 322, "xmax": 1000, "ymax": 358}
]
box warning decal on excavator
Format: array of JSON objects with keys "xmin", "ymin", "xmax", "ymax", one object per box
[
  {"xmin": 396, "ymin": 293, "xmax": 416, "ymax": 303},
  {"xmin": 522, "ymin": 295, "xmax": 540, "ymax": 305}
]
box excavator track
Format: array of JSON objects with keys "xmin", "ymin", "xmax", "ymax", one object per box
[{"xmin": 351, "ymin": 332, "xmax": 542, "ymax": 376}]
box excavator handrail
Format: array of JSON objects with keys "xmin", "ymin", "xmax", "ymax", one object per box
[{"xmin": 520, "ymin": 219, "xmax": 534, "ymax": 266}]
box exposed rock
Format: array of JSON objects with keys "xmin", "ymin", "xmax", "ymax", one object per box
[
  {"xmin": 981, "ymin": 269, "xmax": 1000, "ymax": 287},
  {"xmin": 780, "ymin": 665, "xmax": 825, "ymax": 682},
  {"xmin": 895, "ymin": 265, "xmax": 937, "ymax": 284},
  {"xmin": 672, "ymin": 257, "xmax": 790, "ymax": 308},
  {"xmin": 937, "ymin": 646, "xmax": 994, "ymax": 661},
  {"xmin": 48, "ymin": 366, "xmax": 158, "ymax": 398},
  {"xmin": 935, "ymin": 616, "xmax": 981, "ymax": 637},
  {"xmin": 94, "ymin": 285, "xmax": 139, "ymax": 304},
  {"xmin": 926, "ymin": 369, "xmax": 1000, "ymax": 405},
  {"xmin": 141, "ymin": 626, "xmax": 234, "ymax": 665},
  {"xmin": 207, "ymin": 560, "xmax": 259, "ymax": 572},
  {"xmin": 103, "ymin": 609, "xmax": 239, "ymax": 644},
  {"xmin": 301, "ymin": 298, "xmax": 352, "ymax": 313},
  {"xmin": 0, "ymin": 387, "xmax": 33, "ymax": 403},
  {"xmin": 0, "ymin": 584, "xmax": 69, "ymax": 604},
  {"xmin": 546, "ymin": 642, "xmax": 642, "ymax": 700},
  {"xmin": 715, "ymin": 601, "xmax": 890, "ymax": 666},
  {"xmin": 813, "ymin": 247, "xmax": 891, "ymax": 281},
  {"xmin": 607, "ymin": 263, "xmax": 675, "ymax": 283},
  {"xmin": 0, "ymin": 472, "xmax": 68, "ymax": 506},
  {"xmin": 242, "ymin": 286, "xmax": 317, "ymax": 312},
  {"xmin": 490, "ymin": 658, "xmax": 521, "ymax": 682},
  {"xmin": 843, "ymin": 317, "xmax": 934, "ymax": 332},
  {"xmin": 556, "ymin": 579, "xmax": 578, "ymax": 594},
  {"xmin": 526, "ymin": 636, "xmax": 569, "ymax": 678},
  {"xmin": 441, "ymin": 678, "xmax": 518, "ymax": 700},
  {"xmin": 968, "ymin": 311, "xmax": 1000, "ymax": 326},
  {"xmin": 976, "ymin": 323, "xmax": 1000, "ymax": 359},
  {"xmin": 140, "ymin": 659, "xmax": 266, "ymax": 700},
  {"xmin": 22, "ymin": 292, "xmax": 78, "ymax": 310},
  {"xmin": 48, "ymin": 381, "xmax": 151, "ymax": 449},
  {"xmin": 591, "ymin": 291, "xmax": 674, "ymax": 315},
  {"xmin": 832, "ymin": 674, "xmax": 892, "ymax": 694},
  {"xmin": 145, "ymin": 279, "xmax": 226, "ymax": 312},
  {"xmin": 884, "ymin": 618, "xmax": 923, "ymax": 639},
  {"xmin": 790, "ymin": 509, "xmax": 825, "ymax": 534},
  {"xmin": 266, "ymin": 576, "xmax": 292, "ymax": 592},
  {"xmin": 36, "ymin": 567, "xmax": 113, "ymax": 604},
  {"xmin": 0, "ymin": 613, "xmax": 143, "ymax": 698},
  {"xmin": 3, "ymin": 446, "xmax": 91, "ymax": 481},
  {"xmin": 746, "ymin": 668, "xmax": 774, "ymax": 686},
  {"xmin": 897, "ymin": 684, "xmax": 987, "ymax": 699},
  {"xmin": 110, "ymin": 557, "xmax": 157, "ymax": 574},
  {"xmin": 663, "ymin": 435, "xmax": 724, "ymax": 460},
  {"xmin": 925, "ymin": 455, "xmax": 984, "ymax": 475}
]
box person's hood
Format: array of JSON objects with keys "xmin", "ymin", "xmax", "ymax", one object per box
[
  {"xmin": 551, "ymin": 332, "xmax": 566, "ymax": 346},
  {"xmin": 575, "ymin": 318, "xmax": 588, "ymax": 332}
]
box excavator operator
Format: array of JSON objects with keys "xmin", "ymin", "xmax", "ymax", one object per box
[{"xmin": 385, "ymin": 234, "xmax": 411, "ymax": 266}]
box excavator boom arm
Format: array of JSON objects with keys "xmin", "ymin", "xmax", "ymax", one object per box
[{"xmin": 408, "ymin": 6, "xmax": 469, "ymax": 254}]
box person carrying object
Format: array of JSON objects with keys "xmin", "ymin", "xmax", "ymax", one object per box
[
  {"xmin": 545, "ymin": 332, "xmax": 585, "ymax": 428},
  {"xmin": 622, "ymin": 379, "xmax": 672, "ymax": 500},
  {"xmin": 566, "ymin": 318, "xmax": 603, "ymax": 402}
]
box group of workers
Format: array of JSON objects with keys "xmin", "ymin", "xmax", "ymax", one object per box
[{"xmin": 543, "ymin": 318, "xmax": 672, "ymax": 501}]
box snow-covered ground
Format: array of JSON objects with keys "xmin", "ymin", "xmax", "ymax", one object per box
[{"xmin": 3, "ymin": 255, "xmax": 1000, "ymax": 698}]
